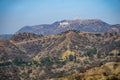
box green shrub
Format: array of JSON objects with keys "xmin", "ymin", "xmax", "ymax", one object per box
[
  {"xmin": 33, "ymin": 60, "xmax": 39, "ymax": 66},
  {"xmin": 87, "ymin": 48, "xmax": 97, "ymax": 57},
  {"xmin": 97, "ymin": 53, "xmax": 101, "ymax": 58},
  {"xmin": 40, "ymin": 56, "xmax": 52, "ymax": 65},
  {"xmin": 28, "ymin": 69, "xmax": 32, "ymax": 74},
  {"xmin": 13, "ymin": 57, "xmax": 25, "ymax": 66},
  {"xmin": 95, "ymin": 33, "xmax": 101, "ymax": 37},
  {"xmin": 69, "ymin": 54, "xmax": 74, "ymax": 61},
  {"xmin": 0, "ymin": 62, "xmax": 12, "ymax": 66}
]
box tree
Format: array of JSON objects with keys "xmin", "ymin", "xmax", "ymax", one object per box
[
  {"xmin": 40, "ymin": 56, "xmax": 51, "ymax": 65},
  {"xmin": 33, "ymin": 60, "xmax": 39, "ymax": 66},
  {"xmin": 87, "ymin": 48, "xmax": 97, "ymax": 57},
  {"xmin": 69, "ymin": 54, "xmax": 74, "ymax": 61},
  {"xmin": 13, "ymin": 57, "xmax": 24, "ymax": 65},
  {"xmin": 0, "ymin": 62, "xmax": 12, "ymax": 66}
]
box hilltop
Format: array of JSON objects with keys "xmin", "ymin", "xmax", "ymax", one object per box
[
  {"xmin": 0, "ymin": 19, "xmax": 120, "ymax": 40},
  {"xmin": 17, "ymin": 19, "xmax": 120, "ymax": 35}
]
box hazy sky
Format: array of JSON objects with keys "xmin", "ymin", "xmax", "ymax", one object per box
[{"xmin": 0, "ymin": 0, "xmax": 120, "ymax": 34}]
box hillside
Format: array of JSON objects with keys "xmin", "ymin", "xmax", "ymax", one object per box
[
  {"xmin": 8, "ymin": 30, "xmax": 120, "ymax": 61},
  {"xmin": 53, "ymin": 61, "xmax": 120, "ymax": 80},
  {"xmin": 0, "ymin": 30, "xmax": 120, "ymax": 80},
  {"xmin": 110, "ymin": 24, "xmax": 120, "ymax": 33},
  {"xmin": 17, "ymin": 19, "xmax": 120, "ymax": 35}
]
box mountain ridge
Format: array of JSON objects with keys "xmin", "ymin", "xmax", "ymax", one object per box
[
  {"xmin": 17, "ymin": 19, "xmax": 120, "ymax": 35},
  {"xmin": 0, "ymin": 30, "xmax": 120, "ymax": 80},
  {"xmin": 0, "ymin": 19, "xmax": 119, "ymax": 40}
]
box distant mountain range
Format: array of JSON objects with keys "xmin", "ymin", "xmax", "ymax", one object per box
[
  {"xmin": 0, "ymin": 34, "xmax": 13, "ymax": 40},
  {"xmin": 0, "ymin": 19, "xmax": 120, "ymax": 40},
  {"xmin": 17, "ymin": 19, "xmax": 120, "ymax": 35}
]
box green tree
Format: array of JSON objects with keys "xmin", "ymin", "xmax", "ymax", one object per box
[
  {"xmin": 69, "ymin": 54, "xmax": 74, "ymax": 61},
  {"xmin": 33, "ymin": 60, "xmax": 39, "ymax": 66},
  {"xmin": 0, "ymin": 62, "xmax": 12, "ymax": 66},
  {"xmin": 13, "ymin": 57, "xmax": 24, "ymax": 65},
  {"xmin": 74, "ymin": 54, "xmax": 77, "ymax": 62},
  {"xmin": 87, "ymin": 48, "xmax": 97, "ymax": 57},
  {"xmin": 40, "ymin": 56, "xmax": 51, "ymax": 65}
]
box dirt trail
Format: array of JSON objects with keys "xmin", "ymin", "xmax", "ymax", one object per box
[{"xmin": 9, "ymin": 38, "xmax": 45, "ymax": 45}]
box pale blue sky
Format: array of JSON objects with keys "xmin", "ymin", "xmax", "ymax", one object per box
[{"xmin": 0, "ymin": 0, "xmax": 120, "ymax": 34}]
